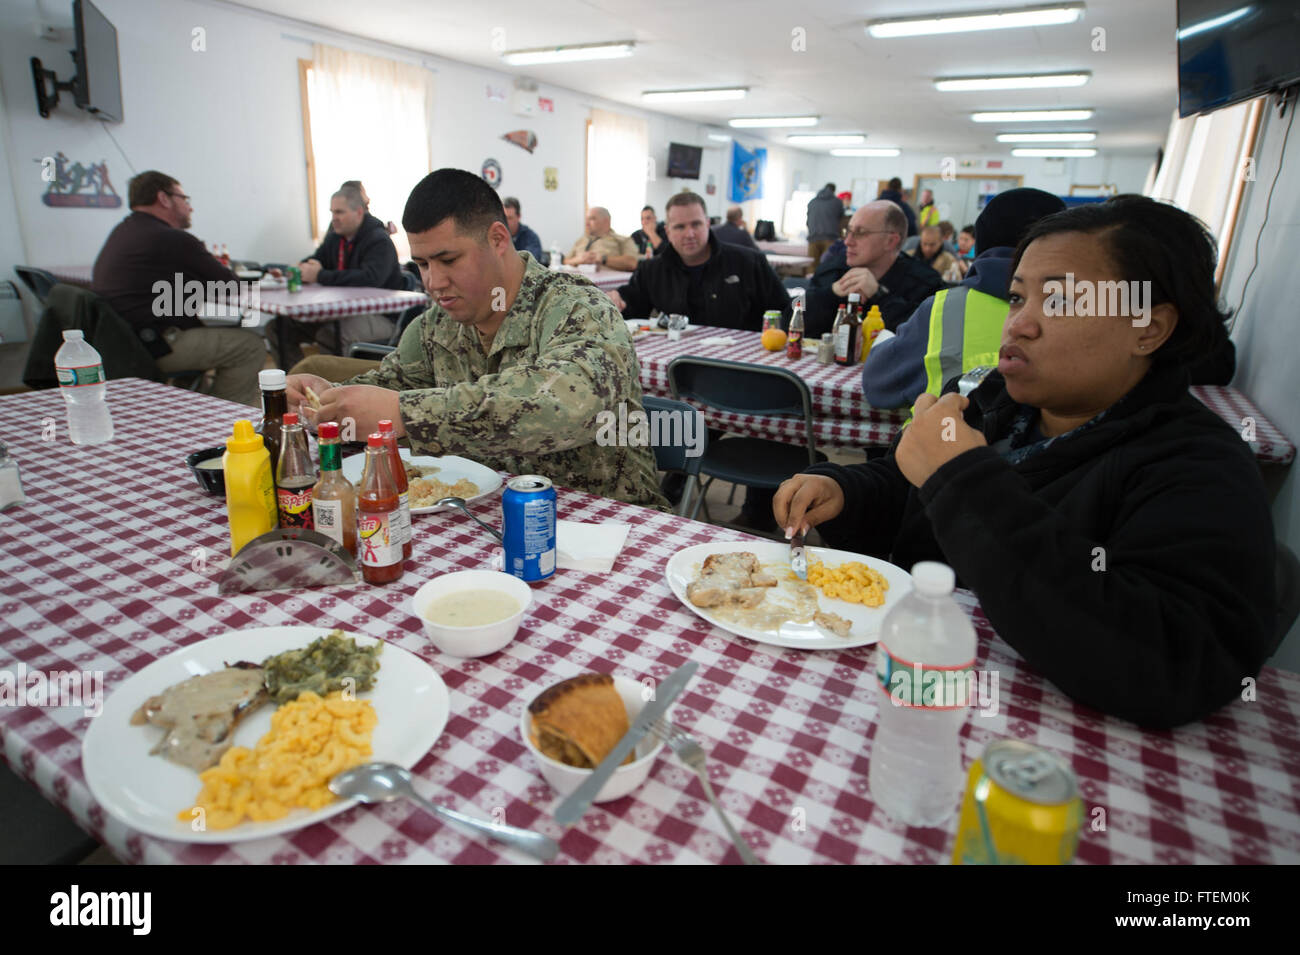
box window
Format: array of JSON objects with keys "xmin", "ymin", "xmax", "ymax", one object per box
[
  {"xmin": 586, "ymin": 108, "xmax": 648, "ymax": 236},
  {"xmin": 299, "ymin": 44, "xmax": 434, "ymax": 261}
]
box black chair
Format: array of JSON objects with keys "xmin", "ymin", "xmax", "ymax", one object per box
[
  {"xmin": 14, "ymin": 266, "xmax": 58, "ymax": 305},
  {"xmin": 0, "ymin": 762, "xmax": 98, "ymax": 864},
  {"xmin": 666, "ymin": 356, "xmax": 827, "ymax": 524},
  {"xmin": 754, "ymin": 220, "xmax": 776, "ymax": 241},
  {"xmin": 642, "ymin": 395, "xmax": 708, "ymax": 517},
  {"xmin": 1274, "ymin": 540, "xmax": 1300, "ymax": 655}
]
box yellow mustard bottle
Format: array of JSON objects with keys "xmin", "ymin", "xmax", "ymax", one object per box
[
  {"xmin": 861, "ymin": 304, "xmax": 886, "ymax": 361},
  {"xmin": 223, "ymin": 419, "xmax": 278, "ymax": 556}
]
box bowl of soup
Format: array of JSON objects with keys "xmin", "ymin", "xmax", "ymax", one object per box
[
  {"xmin": 410, "ymin": 570, "xmax": 532, "ymax": 658},
  {"xmin": 185, "ymin": 446, "xmax": 227, "ymax": 496}
]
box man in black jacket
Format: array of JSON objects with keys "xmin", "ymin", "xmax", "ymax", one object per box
[
  {"xmin": 276, "ymin": 183, "xmax": 405, "ymax": 364},
  {"xmin": 802, "ymin": 200, "xmax": 945, "ymax": 338},
  {"xmin": 607, "ymin": 191, "xmax": 790, "ymax": 329}
]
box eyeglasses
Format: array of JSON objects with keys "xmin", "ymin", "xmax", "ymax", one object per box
[
  {"xmin": 841, "ymin": 227, "xmax": 893, "ymax": 240},
  {"xmin": 168, "ymin": 192, "xmax": 191, "ymax": 202}
]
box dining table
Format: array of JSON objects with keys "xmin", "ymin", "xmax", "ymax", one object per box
[
  {"xmin": 245, "ymin": 284, "xmax": 429, "ymax": 364},
  {"xmin": 756, "ymin": 240, "xmax": 811, "ymax": 257},
  {"xmin": 2, "ymin": 377, "xmax": 1298, "ymax": 865},
  {"xmin": 552, "ymin": 265, "xmax": 633, "ymax": 292}
]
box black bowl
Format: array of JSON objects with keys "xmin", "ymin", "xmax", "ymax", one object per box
[{"xmin": 186, "ymin": 446, "xmax": 227, "ymax": 496}]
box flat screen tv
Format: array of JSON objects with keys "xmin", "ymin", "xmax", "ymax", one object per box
[
  {"xmin": 74, "ymin": 0, "xmax": 123, "ymax": 122},
  {"xmin": 667, "ymin": 143, "xmax": 702, "ymax": 180},
  {"xmin": 1177, "ymin": 0, "xmax": 1300, "ymax": 117}
]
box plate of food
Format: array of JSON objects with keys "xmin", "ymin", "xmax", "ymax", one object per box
[
  {"xmin": 340, "ymin": 448, "xmax": 502, "ymax": 514},
  {"xmin": 665, "ymin": 541, "xmax": 912, "ymax": 650},
  {"xmin": 82, "ymin": 627, "xmax": 449, "ymax": 843}
]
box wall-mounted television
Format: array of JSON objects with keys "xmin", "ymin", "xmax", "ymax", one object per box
[
  {"xmin": 31, "ymin": 0, "xmax": 123, "ymax": 122},
  {"xmin": 1177, "ymin": 0, "xmax": 1300, "ymax": 117},
  {"xmin": 667, "ymin": 143, "xmax": 703, "ymax": 180}
]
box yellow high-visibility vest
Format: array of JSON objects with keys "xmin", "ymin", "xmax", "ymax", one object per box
[
  {"xmin": 921, "ymin": 286, "xmax": 1008, "ymax": 397},
  {"xmin": 919, "ymin": 205, "xmax": 940, "ymax": 229}
]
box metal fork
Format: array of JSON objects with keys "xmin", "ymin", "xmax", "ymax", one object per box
[
  {"xmin": 957, "ymin": 365, "xmax": 995, "ymax": 397},
  {"xmin": 651, "ymin": 719, "xmax": 762, "ymax": 865}
]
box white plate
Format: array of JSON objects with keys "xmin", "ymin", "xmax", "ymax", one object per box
[
  {"xmin": 82, "ymin": 627, "xmax": 449, "ymax": 844},
  {"xmin": 665, "ymin": 541, "xmax": 912, "ymax": 650},
  {"xmin": 341, "ymin": 449, "xmax": 503, "ymax": 515}
]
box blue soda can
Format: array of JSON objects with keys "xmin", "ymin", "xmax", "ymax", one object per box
[{"xmin": 503, "ymin": 475, "xmax": 556, "ymax": 582}]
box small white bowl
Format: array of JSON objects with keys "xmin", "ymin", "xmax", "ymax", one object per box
[
  {"xmin": 519, "ymin": 675, "xmax": 665, "ymax": 803},
  {"xmin": 410, "ymin": 570, "xmax": 531, "ymax": 658}
]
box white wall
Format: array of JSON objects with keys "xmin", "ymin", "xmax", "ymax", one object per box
[{"xmin": 1219, "ymin": 97, "xmax": 1300, "ymax": 672}]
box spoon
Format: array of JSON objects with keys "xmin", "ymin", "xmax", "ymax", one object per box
[
  {"xmin": 330, "ymin": 762, "xmax": 559, "ymax": 861},
  {"xmin": 434, "ymin": 497, "xmax": 504, "ymax": 544}
]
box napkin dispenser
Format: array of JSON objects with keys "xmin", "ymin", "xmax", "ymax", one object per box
[{"xmin": 217, "ymin": 527, "xmax": 359, "ymax": 594}]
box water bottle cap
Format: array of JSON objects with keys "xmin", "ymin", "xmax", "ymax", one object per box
[
  {"xmin": 62, "ymin": 330, "xmax": 85, "ymax": 341},
  {"xmin": 847, "ymin": 293, "xmax": 860, "ymax": 303},
  {"xmin": 259, "ymin": 369, "xmax": 286, "ymax": 389},
  {"xmin": 910, "ymin": 561, "xmax": 955, "ymax": 596}
]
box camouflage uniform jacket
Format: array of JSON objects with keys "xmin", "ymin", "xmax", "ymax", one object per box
[{"xmin": 345, "ymin": 252, "xmax": 668, "ymax": 509}]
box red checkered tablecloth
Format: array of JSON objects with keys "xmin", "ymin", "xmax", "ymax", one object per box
[
  {"xmin": 251, "ymin": 286, "xmax": 428, "ymax": 323},
  {"xmin": 1192, "ymin": 385, "xmax": 1295, "ymax": 466},
  {"xmin": 3, "ymin": 379, "xmax": 1299, "ymax": 864},
  {"xmin": 552, "ymin": 266, "xmax": 632, "ymax": 291},
  {"xmin": 757, "ymin": 241, "xmax": 810, "ymax": 257},
  {"xmin": 635, "ymin": 328, "xmax": 907, "ymax": 450}
]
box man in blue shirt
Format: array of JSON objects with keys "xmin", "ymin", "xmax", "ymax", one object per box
[{"xmin": 503, "ymin": 196, "xmax": 543, "ymax": 261}]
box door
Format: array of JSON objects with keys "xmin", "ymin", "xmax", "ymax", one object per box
[{"xmin": 914, "ymin": 175, "xmax": 1025, "ymax": 230}]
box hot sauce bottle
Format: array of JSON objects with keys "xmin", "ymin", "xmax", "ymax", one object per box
[
  {"xmin": 276, "ymin": 412, "xmax": 316, "ymax": 529},
  {"xmin": 312, "ymin": 421, "xmax": 356, "ymax": 553},
  {"xmin": 377, "ymin": 419, "xmax": 412, "ymax": 560},
  {"xmin": 357, "ymin": 433, "xmax": 403, "ymax": 584}
]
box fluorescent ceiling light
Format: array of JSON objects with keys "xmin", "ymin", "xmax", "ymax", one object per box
[
  {"xmin": 502, "ymin": 41, "xmax": 634, "ymax": 66},
  {"xmin": 936, "ymin": 72, "xmax": 1090, "ymax": 92},
  {"xmin": 642, "ymin": 88, "xmax": 747, "ymax": 103},
  {"xmin": 1012, "ymin": 147, "xmax": 1097, "ymax": 157},
  {"xmin": 1177, "ymin": 5, "xmax": 1251, "ymax": 40},
  {"xmin": 830, "ymin": 148, "xmax": 902, "ymax": 157},
  {"xmin": 707, "ymin": 132, "xmax": 733, "ymax": 142},
  {"xmin": 973, "ymin": 109, "xmax": 1094, "ymax": 122},
  {"xmin": 866, "ymin": 3, "xmax": 1084, "ymax": 38},
  {"xmin": 786, "ymin": 134, "xmax": 867, "ymax": 145},
  {"xmin": 997, "ymin": 131, "xmax": 1096, "ymax": 142},
  {"xmin": 728, "ymin": 116, "xmax": 819, "ymax": 128}
]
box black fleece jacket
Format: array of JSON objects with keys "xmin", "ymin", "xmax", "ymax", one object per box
[
  {"xmin": 308, "ymin": 213, "xmax": 403, "ymax": 288},
  {"xmin": 616, "ymin": 234, "xmax": 791, "ymax": 329},
  {"xmin": 807, "ymin": 364, "xmax": 1276, "ymax": 729}
]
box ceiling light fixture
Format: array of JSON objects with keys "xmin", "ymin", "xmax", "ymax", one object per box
[
  {"xmin": 830, "ymin": 147, "xmax": 902, "ymax": 157},
  {"xmin": 1011, "ymin": 147, "xmax": 1098, "ymax": 157},
  {"xmin": 786, "ymin": 134, "xmax": 867, "ymax": 145},
  {"xmin": 728, "ymin": 116, "xmax": 819, "ymax": 128},
  {"xmin": 866, "ymin": 3, "xmax": 1084, "ymax": 38},
  {"xmin": 501, "ymin": 41, "xmax": 634, "ymax": 66},
  {"xmin": 641, "ymin": 88, "xmax": 748, "ymax": 103},
  {"xmin": 972, "ymin": 109, "xmax": 1094, "ymax": 122},
  {"xmin": 996, "ymin": 131, "xmax": 1097, "ymax": 142},
  {"xmin": 935, "ymin": 72, "xmax": 1090, "ymax": 92}
]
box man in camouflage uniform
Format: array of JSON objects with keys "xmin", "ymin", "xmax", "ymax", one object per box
[{"xmin": 287, "ymin": 169, "xmax": 666, "ymax": 509}]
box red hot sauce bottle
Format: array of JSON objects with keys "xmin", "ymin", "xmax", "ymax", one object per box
[{"xmin": 357, "ymin": 433, "xmax": 403, "ymax": 584}]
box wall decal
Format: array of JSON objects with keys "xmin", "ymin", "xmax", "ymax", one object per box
[
  {"xmin": 501, "ymin": 129, "xmax": 538, "ymax": 153},
  {"xmin": 481, "ymin": 158, "xmax": 502, "ymax": 189},
  {"xmin": 729, "ymin": 142, "xmax": 765, "ymax": 203},
  {"xmin": 543, "ymin": 167, "xmax": 558, "ymax": 191},
  {"xmin": 39, "ymin": 152, "xmax": 121, "ymax": 207},
  {"xmin": 538, "ymin": 97, "xmax": 554, "ymax": 113}
]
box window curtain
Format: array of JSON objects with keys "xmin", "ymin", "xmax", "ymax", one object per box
[
  {"xmin": 587, "ymin": 108, "xmax": 649, "ymax": 237},
  {"xmin": 307, "ymin": 44, "xmax": 434, "ymax": 260}
]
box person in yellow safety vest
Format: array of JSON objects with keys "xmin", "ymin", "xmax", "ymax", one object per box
[
  {"xmin": 862, "ymin": 188, "xmax": 1067, "ymax": 409},
  {"xmin": 918, "ymin": 189, "xmax": 940, "ymax": 230}
]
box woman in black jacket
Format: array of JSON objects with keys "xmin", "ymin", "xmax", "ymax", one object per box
[{"xmin": 775, "ymin": 196, "xmax": 1276, "ymax": 728}]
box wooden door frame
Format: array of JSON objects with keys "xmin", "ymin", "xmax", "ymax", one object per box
[
  {"xmin": 298, "ymin": 58, "xmax": 319, "ymax": 241},
  {"xmin": 913, "ymin": 173, "xmax": 1024, "ymax": 194}
]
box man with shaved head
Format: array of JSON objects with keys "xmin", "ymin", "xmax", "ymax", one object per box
[
  {"xmin": 563, "ymin": 206, "xmax": 639, "ymax": 270},
  {"xmin": 801, "ymin": 199, "xmax": 945, "ymax": 338}
]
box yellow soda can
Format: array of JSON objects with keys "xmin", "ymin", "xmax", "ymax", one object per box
[{"xmin": 951, "ymin": 739, "xmax": 1083, "ymax": 865}]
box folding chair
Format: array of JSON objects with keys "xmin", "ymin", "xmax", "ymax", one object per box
[
  {"xmin": 641, "ymin": 395, "xmax": 708, "ymax": 517},
  {"xmin": 14, "ymin": 266, "xmax": 58, "ymax": 305}
]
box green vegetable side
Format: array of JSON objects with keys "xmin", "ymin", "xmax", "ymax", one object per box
[{"xmin": 262, "ymin": 631, "xmax": 382, "ymax": 705}]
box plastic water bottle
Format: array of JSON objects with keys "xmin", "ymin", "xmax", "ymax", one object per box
[
  {"xmin": 53, "ymin": 330, "xmax": 114, "ymax": 445},
  {"xmin": 549, "ymin": 244, "xmax": 562, "ymax": 269},
  {"xmin": 868, "ymin": 561, "xmax": 976, "ymax": 827}
]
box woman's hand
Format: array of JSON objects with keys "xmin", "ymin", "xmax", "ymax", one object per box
[
  {"xmin": 895, "ymin": 393, "xmax": 987, "ymax": 487},
  {"xmin": 774, "ymin": 474, "xmax": 846, "ymax": 537}
]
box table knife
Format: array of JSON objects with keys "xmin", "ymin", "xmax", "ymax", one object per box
[{"xmin": 553, "ymin": 661, "xmax": 698, "ymax": 826}]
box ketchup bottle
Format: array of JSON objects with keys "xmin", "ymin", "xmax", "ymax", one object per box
[
  {"xmin": 377, "ymin": 419, "xmax": 412, "ymax": 559},
  {"xmin": 357, "ymin": 433, "xmax": 403, "ymax": 584}
]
